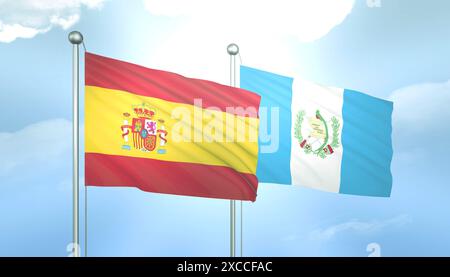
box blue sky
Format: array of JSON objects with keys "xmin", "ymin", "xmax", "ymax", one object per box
[{"xmin": 1, "ymin": 0, "xmax": 450, "ymax": 256}]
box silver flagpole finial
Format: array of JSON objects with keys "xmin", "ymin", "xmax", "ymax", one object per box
[
  {"xmin": 68, "ymin": 31, "xmax": 83, "ymax": 44},
  {"xmin": 227, "ymin": 43, "xmax": 239, "ymax": 55}
]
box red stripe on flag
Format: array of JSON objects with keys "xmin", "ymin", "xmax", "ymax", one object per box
[
  {"xmin": 85, "ymin": 153, "xmax": 258, "ymax": 201},
  {"xmin": 85, "ymin": 52, "xmax": 260, "ymax": 118}
]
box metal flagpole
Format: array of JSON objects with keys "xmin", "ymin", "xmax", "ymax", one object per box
[
  {"xmin": 240, "ymin": 200, "xmax": 243, "ymax": 257},
  {"xmin": 81, "ymin": 40, "xmax": 88, "ymax": 258},
  {"xmin": 85, "ymin": 184, "xmax": 88, "ymax": 257},
  {"xmin": 69, "ymin": 31, "xmax": 83, "ymax": 258},
  {"xmin": 227, "ymin": 43, "xmax": 239, "ymax": 257}
]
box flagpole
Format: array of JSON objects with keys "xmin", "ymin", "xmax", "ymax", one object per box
[
  {"xmin": 240, "ymin": 199, "xmax": 243, "ymax": 257},
  {"xmin": 69, "ymin": 31, "xmax": 83, "ymax": 258},
  {"xmin": 227, "ymin": 43, "xmax": 239, "ymax": 257}
]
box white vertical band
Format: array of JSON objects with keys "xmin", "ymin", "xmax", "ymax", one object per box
[{"xmin": 289, "ymin": 78, "xmax": 344, "ymax": 193}]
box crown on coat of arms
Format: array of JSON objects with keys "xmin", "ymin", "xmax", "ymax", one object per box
[{"xmin": 132, "ymin": 103, "xmax": 155, "ymax": 119}]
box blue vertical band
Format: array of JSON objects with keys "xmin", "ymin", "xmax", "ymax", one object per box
[
  {"xmin": 340, "ymin": 89, "xmax": 393, "ymax": 197},
  {"xmin": 240, "ymin": 66, "xmax": 293, "ymax": 184}
]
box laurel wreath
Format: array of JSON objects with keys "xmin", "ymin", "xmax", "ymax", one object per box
[{"xmin": 294, "ymin": 110, "xmax": 340, "ymax": 159}]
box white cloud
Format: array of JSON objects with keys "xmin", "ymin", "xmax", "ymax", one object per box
[
  {"xmin": 81, "ymin": 0, "xmax": 104, "ymax": 9},
  {"xmin": 390, "ymin": 80, "xmax": 450, "ymax": 152},
  {"xmin": 310, "ymin": 214, "xmax": 412, "ymax": 241},
  {"xmin": 0, "ymin": 22, "xmax": 46, "ymax": 43},
  {"xmin": 142, "ymin": 0, "xmax": 354, "ymax": 85},
  {"xmin": 390, "ymin": 80, "xmax": 450, "ymax": 133},
  {"xmin": 0, "ymin": 0, "xmax": 105, "ymax": 43},
  {"xmin": 50, "ymin": 14, "xmax": 80, "ymax": 30},
  {"xmin": 143, "ymin": 0, "xmax": 354, "ymax": 43},
  {"xmin": 0, "ymin": 119, "xmax": 71, "ymax": 176}
]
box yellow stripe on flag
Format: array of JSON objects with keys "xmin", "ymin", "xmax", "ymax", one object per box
[{"xmin": 85, "ymin": 86, "xmax": 259, "ymax": 175}]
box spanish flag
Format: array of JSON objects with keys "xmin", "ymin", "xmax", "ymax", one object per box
[{"xmin": 85, "ymin": 53, "xmax": 260, "ymax": 201}]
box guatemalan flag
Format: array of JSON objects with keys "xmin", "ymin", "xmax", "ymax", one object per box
[{"xmin": 241, "ymin": 66, "xmax": 393, "ymax": 197}]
